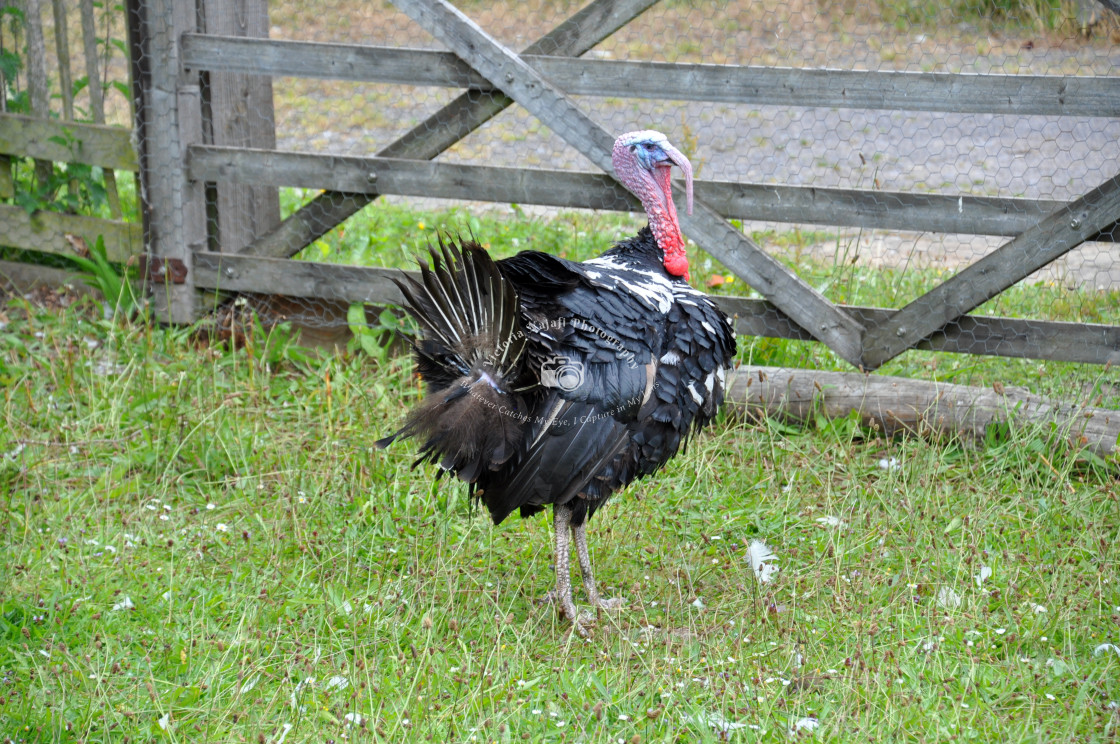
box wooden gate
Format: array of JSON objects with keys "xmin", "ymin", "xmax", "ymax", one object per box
[{"xmin": 20, "ymin": 0, "xmax": 1120, "ymax": 368}]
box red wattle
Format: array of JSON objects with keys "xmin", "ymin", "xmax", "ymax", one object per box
[{"xmin": 663, "ymin": 249, "xmax": 690, "ymax": 280}]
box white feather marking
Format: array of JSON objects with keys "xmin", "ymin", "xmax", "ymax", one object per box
[
  {"xmin": 530, "ymin": 398, "xmax": 566, "ymax": 448},
  {"xmin": 450, "ymin": 251, "xmax": 475, "ymax": 332},
  {"xmin": 673, "ymin": 283, "xmax": 707, "ymax": 300},
  {"xmin": 584, "ymin": 257, "xmax": 673, "ymax": 313},
  {"xmin": 688, "ymin": 382, "xmax": 704, "ymax": 405},
  {"xmin": 704, "ymin": 371, "xmax": 716, "ymax": 394},
  {"xmin": 584, "ymin": 255, "xmax": 627, "ymax": 271},
  {"xmin": 660, "ymin": 350, "xmax": 681, "ymax": 365},
  {"xmin": 701, "ymin": 320, "xmax": 716, "ymax": 336},
  {"xmin": 420, "ymin": 278, "xmax": 463, "ymax": 346},
  {"xmin": 747, "ymin": 539, "xmax": 779, "ymax": 584}
]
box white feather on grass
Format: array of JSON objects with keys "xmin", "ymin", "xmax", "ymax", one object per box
[
  {"xmin": 1094, "ymin": 643, "xmax": 1120, "ymax": 658},
  {"xmin": 936, "ymin": 586, "xmax": 961, "ymax": 609},
  {"xmin": 682, "ymin": 711, "xmax": 751, "ymax": 733},
  {"xmin": 791, "ymin": 716, "xmax": 820, "ymax": 734},
  {"xmin": 747, "ymin": 539, "xmax": 779, "ymax": 584}
]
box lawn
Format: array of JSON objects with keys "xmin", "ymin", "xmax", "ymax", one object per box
[{"xmin": 2, "ymin": 202, "xmax": 1119, "ymax": 742}]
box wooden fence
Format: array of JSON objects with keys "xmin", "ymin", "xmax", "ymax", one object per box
[
  {"xmin": 0, "ymin": 0, "xmax": 139, "ymax": 288},
  {"xmin": 3, "ymin": 0, "xmax": 1120, "ymax": 369}
]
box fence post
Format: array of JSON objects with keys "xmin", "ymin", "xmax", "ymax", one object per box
[
  {"xmin": 129, "ymin": 0, "xmax": 206, "ymax": 323},
  {"xmin": 199, "ymin": 0, "xmax": 281, "ymax": 254}
]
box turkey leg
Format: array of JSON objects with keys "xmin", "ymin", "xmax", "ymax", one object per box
[
  {"xmin": 552, "ymin": 503, "xmax": 591, "ymax": 637},
  {"xmin": 572, "ymin": 519, "xmax": 624, "ymax": 612}
]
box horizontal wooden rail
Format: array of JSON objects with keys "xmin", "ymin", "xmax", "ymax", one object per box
[
  {"xmin": 191, "ymin": 251, "xmax": 1120, "ymax": 365},
  {"xmin": 0, "ymin": 113, "xmax": 138, "ymax": 171},
  {"xmin": 187, "ymin": 145, "xmax": 1118, "ymax": 240},
  {"xmin": 862, "ymin": 172, "xmax": 1120, "ymax": 369},
  {"xmin": 181, "ymin": 34, "xmax": 1120, "ymax": 117},
  {"xmin": 0, "ymin": 204, "xmax": 142, "ymax": 261}
]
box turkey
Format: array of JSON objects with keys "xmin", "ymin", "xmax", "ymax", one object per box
[{"xmin": 378, "ymin": 130, "xmax": 737, "ymax": 637}]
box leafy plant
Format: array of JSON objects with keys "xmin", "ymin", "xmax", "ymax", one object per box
[
  {"xmin": 0, "ymin": 5, "xmax": 25, "ymax": 112},
  {"xmin": 347, "ymin": 303, "xmax": 414, "ymax": 361},
  {"xmin": 8, "ymin": 130, "xmax": 111, "ymax": 216},
  {"xmin": 60, "ymin": 235, "xmax": 142, "ymax": 320}
]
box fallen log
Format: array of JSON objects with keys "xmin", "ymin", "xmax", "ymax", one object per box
[{"xmin": 727, "ymin": 366, "xmax": 1120, "ymax": 459}]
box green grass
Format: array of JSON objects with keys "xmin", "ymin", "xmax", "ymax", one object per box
[
  {"xmin": 2, "ymin": 204, "xmax": 1119, "ymax": 742},
  {"xmin": 875, "ymin": 0, "xmax": 1088, "ymax": 33}
]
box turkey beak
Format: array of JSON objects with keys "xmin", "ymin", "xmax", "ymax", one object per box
[{"xmin": 662, "ymin": 143, "xmax": 693, "ymax": 216}]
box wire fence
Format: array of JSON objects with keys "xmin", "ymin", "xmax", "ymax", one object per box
[{"xmin": 2, "ymin": 0, "xmax": 1119, "ymax": 376}]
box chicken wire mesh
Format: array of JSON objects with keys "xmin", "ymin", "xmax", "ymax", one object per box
[{"xmin": 2, "ymin": 0, "xmax": 1119, "ymax": 373}]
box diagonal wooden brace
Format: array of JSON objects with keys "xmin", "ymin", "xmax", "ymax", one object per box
[
  {"xmin": 240, "ymin": 0, "xmax": 660, "ymax": 259},
  {"xmin": 861, "ymin": 171, "xmax": 1120, "ymax": 370},
  {"xmin": 392, "ymin": 0, "xmax": 866, "ymax": 366}
]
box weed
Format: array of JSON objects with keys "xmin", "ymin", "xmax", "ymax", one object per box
[{"xmin": 59, "ymin": 235, "xmax": 143, "ymax": 321}]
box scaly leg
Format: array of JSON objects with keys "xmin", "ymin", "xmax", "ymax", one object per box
[
  {"xmin": 552, "ymin": 504, "xmax": 591, "ymax": 638},
  {"xmin": 572, "ymin": 518, "xmax": 624, "ymax": 612}
]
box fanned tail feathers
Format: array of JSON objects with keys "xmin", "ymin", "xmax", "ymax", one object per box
[{"xmin": 377, "ymin": 236, "xmax": 530, "ymax": 482}]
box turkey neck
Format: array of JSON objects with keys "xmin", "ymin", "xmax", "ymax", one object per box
[{"xmin": 647, "ymin": 166, "xmax": 688, "ymax": 279}]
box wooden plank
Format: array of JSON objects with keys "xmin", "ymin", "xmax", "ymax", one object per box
[
  {"xmin": 392, "ymin": 0, "xmax": 866, "ymax": 366},
  {"xmin": 181, "ymin": 35, "xmax": 479, "ymax": 87},
  {"xmin": 180, "ymin": 35, "xmax": 1120, "ymax": 117},
  {"xmin": 244, "ymin": 0, "xmax": 659, "ymax": 260},
  {"xmin": 192, "ymin": 251, "xmax": 407, "ymax": 305},
  {"xmin": 200, "ymin": 0, "xmax": 281, "ymax": 254},
  {"xmin": 544, "ymin": 59, "xmax": 1120, "ymax": 118},
  {"xmin": 715, "ymin": 297, "xmax": 1120, "ymax": 366},
  {"xmin": 0, "ymin": 259, "xmax": 143, "ymax": 299},
  {"xmin": 0, "ymin": 204, "xmax": 143, "ymax": 262},
  {"xmin": 188, "ymin": 251, "xmax": 1120, "ymax": 366},
  {"xmin": 0, "ymin": 259, "xmax": 91, "ymax": 294},
  {"xmin": 702, "ymin": 181, "xmax": 1120, "ymax": 242},
  {"xmin": 185, "ymin": 145, "xmax": 635, "ymax": 209},
  {"xmin": 862, "ymin": 172, "xmax": 1120, "ymax": 370},
  {"xmin": 0, "ymin": 113, "xmax": 139, "ymax": 171},
  {"xmin": 188, "ymin": 144, "xmax": 1119, "ymax": 241},
  {"xmin": 728, "ymin": 366, "xmax": 1120, "ymax": 458},
  {"xmin": 135, "ymin": 0, "xmax": 205, "ymax": 323}
]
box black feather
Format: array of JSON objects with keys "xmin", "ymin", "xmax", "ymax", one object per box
[{"xmin": 376, "ymin": 237, "xmax": 530, "ymax": 478}]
